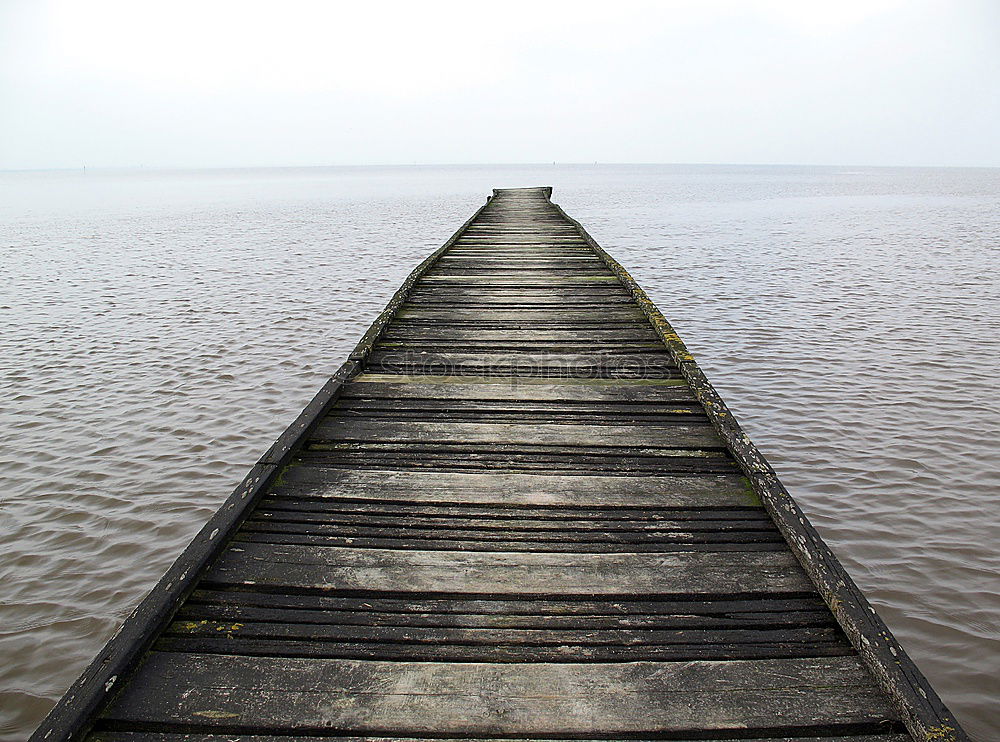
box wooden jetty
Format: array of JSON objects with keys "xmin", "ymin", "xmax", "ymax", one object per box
[{"xmin": 33, "ymin": 187, "xmax": 967, "ymax": 742}]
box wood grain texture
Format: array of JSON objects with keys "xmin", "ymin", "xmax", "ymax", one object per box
[
  {"xmin": 89, "ymin": 734, "xmax": 913, "ymax": 742},
  {"xmin": 101, "ymin": 654, "xmax": 900, "ymax": 735},
  {"xmin": 205, "ymin": 544, "xmax": 813, "ymax": 594},
  {"xmin": 274, "ymin": 469, "xmax": 757, "ymax": 506},
  {"xmin": 311, "ymin": 420, "xmax": 723, "ymax": 448}
]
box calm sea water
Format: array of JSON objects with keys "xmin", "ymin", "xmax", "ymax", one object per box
[{"xmin": 1, "ymin": 165, "xmax": 997, "ymax": 741}]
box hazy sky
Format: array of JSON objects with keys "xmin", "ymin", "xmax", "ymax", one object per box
[{"xmin": 2, "ymin": 0, "xmax": 998, "ymax": 169}]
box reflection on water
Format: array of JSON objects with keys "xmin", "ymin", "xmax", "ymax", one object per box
[{"xmin": 1, "ymin": 165, "xmax": 997, "ymax": 741}]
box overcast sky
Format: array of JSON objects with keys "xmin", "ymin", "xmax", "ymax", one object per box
[{"xmin": 1, "ymin": 0, "xmax": 998, "ymax": 170}]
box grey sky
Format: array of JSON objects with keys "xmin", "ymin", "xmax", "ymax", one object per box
[{"xmin": 2, "ymin": 0, "xmax": 998, "ymax": 169}]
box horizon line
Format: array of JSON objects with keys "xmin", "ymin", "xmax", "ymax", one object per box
[{"xmin": 4, "ymin": 161, "xmax": 1000, "ymax": 175}]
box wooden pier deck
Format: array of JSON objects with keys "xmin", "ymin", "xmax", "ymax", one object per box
[{"xmin": 33, "ymin": 188, "xmax": 967, "ymax": 742}]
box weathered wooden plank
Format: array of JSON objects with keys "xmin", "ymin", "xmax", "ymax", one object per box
[
  {"xmin": 383, "ymin": 328, "xmax": 661, "ymax": 341},
  {"xmin": 256, "ymin": 498, "xmax": 766, "ymax": 521},
  {"xmin": 88, "ymin": 732, "xmax": 913, "ymax": 742},
  {"xmin": 364, "ymin": 351, "xmax": 678, "ymax": 378},
  {"xmin": 376, "ymin": 342, "xmax": 668, "ymax": 354},
  {"xmin": 329, "ymin": 410, "xmax": 707, "ymax": 425},
  {"xmin": 447, "ymin": 249, "xmax": 595, "ymax": 253},
  {"xmin": 433, "ymin": 257, "xmax": 603, "ymax": 264},
  {"xmin": 303, "ymin": 441, "xmax": 729, "ymax": 458},
  {"xmin": 407, "ymin": 297, "xmax": 627, "ymax": 304},
  {"xmin": 446, "ymin": 250, "xmax": 595, "ymax": 254},
  {"xmin": 257, "ymin": 493, "xmax": 761, "ymax": 515},
  {"xmin": 240, "ymin": 521, "xmax": 780, "ymax": 542},
  {"xmin": 349, "ymin": 372, "xmax": 689, "ymax": 387},
  {"xmin": 398, "ymin": 307, "xmax": 646, "ymax": 320},
  {"xmin": 234, "ymin": 524, "xmax": 777, "ymax": 546},
  {"xmin": 231, "ymin": 533, "xmax": 786, "ymax": 553},
  {"xmin": 408, "ymin": 289, "xmax": 625, "ymax": 296},
  {"xmin": 296, "ymin": 448, "xmax": 737, "ymax": 476},
  {"xmin": 439, "ymin": 256, "xmax": 600, "ymax": 262},
  {"xmin": 152, "ymin": 637, "xmax": 856, "ymax": 663},
  {"xmin": 405, "ymin": 284, "xmax": 621, "ymax": 293},
  {"xmin": 429, "ymin": 271, "xmax": 613, "ymax": 279},
  {"xmin": 311, "ymin": 420, "xmax": 723, "ymax": 448},
  {"xmin": 435, "ymin": 252, "xmax": 596, "ymax": 257},
  {"xmin": 238, "ymin": 532, "xmax": 773, "ymax": 553},
  {"xmin": 101, "ymin": 654, "xmax": 900, "ymax": 734},
  {"xmin": 204, "ymin": 544, "xmax": 813, "ymax": 594},
  {"xmin": 165, "ymin": 619, "xmax": 843, "ymax": 647},
  {"xmin": 246, "ymin": 512, "xmax": 776, "ymax": 534},
  {"xmin": 448, "ymin": 240, "xmax": 593, "ymax": 244},
  {"xmin": 408, "ymin": 286, "xmax": 633, "ymax": 297},
  {"xmin": 329, "ymin": 401, "xmax": 705, "ymax": 424},
  {"xmin": 452, "ymin": 236, "xmax": 590, "ymax": 241},
  {"xmin": 333, "ymin": 401, "xmax": 702, "ymax": 417},
  {"xmin": 241, "ymin": 516, "xmax": 779, "ymax": 537},
  {"xmin": 447, "ymin": 243, "xmax": 590, "ymax": 247},
  {"xmin": 325, "ymin": 410, "xmax": 705, "ymax": 427},
  {"xmin": 185, "ymin": 589, "xmax": 826, "ymax": 616},
  {"xmin": 442, "ymin": 256, "xmax": 594, "ymax": 260},
  {"xmin": 274, "ymin": 469, "xmax": 758, "ymax": 507},
  {"xmin": 240, "ymin": 526, "xmax": 780, "ymax": 547},
  {"xmin": 406, "ymin": 295, "xmax": 638, "ymax": 305},
  {"xmin": 175, "ymin": 602, "xmax": 834, "ymax": 630},
  {"xmin": 364, "ymin": 358, "xmax": 676, "ymax": 372},
  {"xmin": 417, "ymin": 275, "xmax": 621, "ymax": 284},
  {"xmin": 366, "ymin": 348, "xmax": 676, "ymax": 360},
  {"xmin": 429, "ymin": 272, "xmax": 611, "ymax": 280},
  {"xmin": 376, "ymin": 347, "xmax": 670, "ymax": 360},
  {"xmin": 388, "ymin": 322, "xmax": 652, "ymax": 331}
]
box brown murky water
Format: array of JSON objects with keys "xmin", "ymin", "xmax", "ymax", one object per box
[{"xmin": 1, "ymin": 165, "xmax": 997, "ymax": 741}]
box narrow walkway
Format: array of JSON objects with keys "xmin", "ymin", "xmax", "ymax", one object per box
[{"xmin": 39, "ymin": 188, "xmax": 965, "ymax": 742}]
